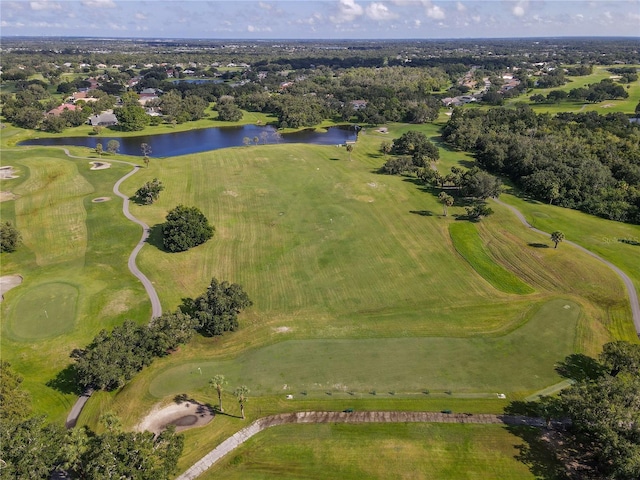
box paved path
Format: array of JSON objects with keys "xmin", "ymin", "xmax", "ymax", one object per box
[
  {"xmin": 56, "ymin": 148, "xmax": 162, "ymax": 429},
  {"xmin": 176, "ymin": 411, "xmax": 554, "ymax": 480},
  {"xmin": 492, "ymin": 198, "xmax": 640, "ymax": 337}
]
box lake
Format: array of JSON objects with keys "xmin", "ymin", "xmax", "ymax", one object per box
[{"xmin": 19, "ymin": 125, "xmax": 358, "ymax": 157}]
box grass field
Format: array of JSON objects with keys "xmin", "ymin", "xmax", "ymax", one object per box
[
  {"xmin": 199, "ymin": 423, "xmax": 544, "ymax": 480},
  {"xmin": 449, "ymin": 222, "xmax": 534, "ymax": 295}
]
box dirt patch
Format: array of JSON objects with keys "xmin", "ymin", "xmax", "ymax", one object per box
[
  {"xmin": 135, "ymin": 400, "xmax": 215, "ymax": 435},
  {"xmin": 0, "ymin": 166, "xmax": 18, "ymax": 179},
  {"xmin": 0, "ymin": 275, "xmax": 23, "ymax": 302},
  {"xmin": 274, "ymin": 326, "xmax": 292, "ymax": 333},
  {"xmin": 600, "ymin": 103, "xmax": 614, "ymax": 108},
  {"xmin": 89, "ymin": 161, "xmax": 111, "ymax": 170},
  {"xmin": 223, "ymin": 190, "xmax": 238, "ymax": 197},
  {"xmin": 92, "ymin": 197, "xmax": 111, "ymax": 203},
  {"xmin": 0, "ymin": 191, "xmax": 18, "ymax": 202}
]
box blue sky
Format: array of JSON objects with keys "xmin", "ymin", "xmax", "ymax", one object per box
[{"xmin": 1, "ymin": 1, "xmax": 639, "ymax": 39}]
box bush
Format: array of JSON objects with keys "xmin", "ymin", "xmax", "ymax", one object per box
[
  {"xmin": 135, "ymin": 178, "xmax": 164, "ymax": 205},
  {"xmin": 1, "ymin": 221, "xmax": 21, "ymax": 252},
  {"xmin": 162, "ymin": 205, "xmax": 214, "ymax": 252}
]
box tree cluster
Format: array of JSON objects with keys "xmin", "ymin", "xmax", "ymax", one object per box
[
  {"xmin": 531, "ymin": 78, "xmax": 629, "ymax": 104},
  {"xmin": 180, "ymin": 277, "xmax": 253, "ymax": 337},
  {"xmin": 135, "ymin": 178, "xmax": 164, "ymax": 205},
  {"xmin": 443, "ymin": 106, "xmax": 640, "ymax": 223},
  {"xmin": 0, "ymin": 363, "xmax": 184, "ymax": 479},
  {"xmin": 71, "ymin": 314, "xmax": 197, "ymax": 391},
  {"xmin": 514, "ymin": 341, "xmax": 640, "ymax": 480},
  {"xmin": 161, "ymin": 204, "xmax": 214, "ymax": 252}
]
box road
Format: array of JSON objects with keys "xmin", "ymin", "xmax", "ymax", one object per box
[
  {"xmin": 492, "ymin": 198, "xmax": 640, "ymax": 336},
  {"xmin": 176, "ymin": 410, "xmax": 559, "ymax": 480}
]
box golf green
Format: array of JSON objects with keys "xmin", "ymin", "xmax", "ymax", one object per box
[{"xmin": 7, "ymin": 282, "xmax": 78, "ymax": 340}]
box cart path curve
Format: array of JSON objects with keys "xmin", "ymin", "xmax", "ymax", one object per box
[
  {"xmin": 55, "ymin": 148, "xmax": 162, "ymax": 429},
  {"xmin": 176, "ymin": 410, "xmax": 559, "ymax": 480},
  {"xmin": 492, "ymin": 197, "xmax": 640, "ymax": 336}
]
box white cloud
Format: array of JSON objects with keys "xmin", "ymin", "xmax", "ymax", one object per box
[
  {"xmin": 82, "ymin": 0, "xmax": 116, "ymax": 8},
  {"xmin": 331, "ymin": 0, "xmax": 364, "ymax": 23},
  {"xmin": 512, "ymin": 1, "xmax": 528, "ymax": 17},
  {"xmin": 30, "ymin": 1, "xmax": 61, "ymax": 11},
  {"xmin": 366, "ymin": 3, "xmax": 398, "ymax": 21},
  {"xmin": 258, "ymin": 1, "xmax": 272, "ymax": 10},
  {"xmin": 456, "ymin": 2, "xmax": 466, "ymax": 12},
  {"xmin": 248, "ymin": 24, "xmax": 272, "ymax": 32},
  {"xmin": 107, "ymin": 22, "xmax": 127, "ymax": 30},
  {"xmin": 135, "ymin": 12, "xmax": 147, "ymax": 20},
  {"xmin": 427, "ymin": 5, "xmax": 445, "ymax": 19}
]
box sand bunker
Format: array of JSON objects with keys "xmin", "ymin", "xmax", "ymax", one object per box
[
  {"xmin": 0, "ymin": 191, "xmax": 18, "ymax": 202},
  {"xmin": 136, "ymin": 400, "xmax": 215, "ymax": 435},
  {"xmin": 92, "ymin": 197, "xmax": 111, "ymax": 203},
  {"xmin": 0, "ymin": 166, "xmax": 18, "ymax": 179},
  {"xmin": 0, "ymin": 275, "xmax": 23, "ymax": 302},
  {"xmin": 89, "ymin": 161, "xmax": 111, "ymax": 170}
]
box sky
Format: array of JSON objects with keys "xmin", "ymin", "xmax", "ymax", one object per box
[{"xmin": 1, "ymin": 0, "xmax": 639, "ymax": 39}]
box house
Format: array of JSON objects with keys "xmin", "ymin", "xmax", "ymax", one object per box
[
  {"xmin": 47, "ymin": 104, "xmax": 79, "ymax": 116},
  {"xmin": 138, "ymin": 88, "xmax": 162, "ymax": 105},
  {"xmin": 350, "ymin": 100, "xmax": 368, "ymax": 110},
  {"xmin": 87, "ymin": 111, "xmax": 118, "ymax": 127}
]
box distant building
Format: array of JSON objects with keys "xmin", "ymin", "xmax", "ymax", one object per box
[
  {"xmin": 47, "ymin": 104, "xmax": 79, "ymax": 116},
  {"xmin": 350, "ymin": 100, "xmax": 368, "ymax": 110},
  {"xmin": 87, "ymin": 111, "xmax": 118, "ymax": 127}
]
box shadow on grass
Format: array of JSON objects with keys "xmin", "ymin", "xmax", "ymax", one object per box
[
  {"xmin": 409, "ymin": 210, "xmax": 434, "ymax": 217},
  {"xmin": 46, "ymin": 364, "xmax": 82, "ymax": 395},
  {"xmin": 145, "ymin": 224, "xmax": 167, "ymax": 251},
  {"xmin": 529, "ymin": 243, "xmax": 550, "ymax": 248},
  {"xmin": 555, "ymin": 353, "xmax": 606, "ymax": 382},
  {"xmin": 506, "ymin": 426, "xmax": 569, "ymax": 480}
]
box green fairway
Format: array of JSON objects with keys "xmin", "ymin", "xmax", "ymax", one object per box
[
  {"xmin": 149, "ymin": 298, "xmax": 579, "ymax": 398},
  {"xmin": 200, "ymin": 423, "xmax": 541, "ymax": 480},
  {"xmin": 449, "ymin": 222, "xmax": 534, "ymax": 295},
  {"xmin": 6, "ymin": 282, "xmax": 78, "ymax": 340}
]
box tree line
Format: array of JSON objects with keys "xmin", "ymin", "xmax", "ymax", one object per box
[{"xmin": 443, "ymin": 106, "xmax": 640, "ymax": 224}]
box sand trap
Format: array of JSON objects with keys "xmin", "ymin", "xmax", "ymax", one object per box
[
  {"xmin": 0, "ymin": 191, "xmax": 18, "ymax": 202},
  {"xmin": 0, "ymin": 166, "xmax": 18, "ymax": 179},
  {"xmin": 92, "ymin": 197, "xmax": 111, "ymax": 203},
  {"xmin": 89, "ymin": 161, "xmax": 111, "ymax": 170},
  {"xmin": 135, "ymin": 400, "xmax": 215, "ymax": 435},
  {"xmin": 0, "ymin": 275, "xmax": 23, "ymax": 302}
]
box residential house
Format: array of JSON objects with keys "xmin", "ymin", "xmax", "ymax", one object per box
[
  {"xmin": 47, "ymin": 104, "xmax": 79, "ymax": 116},
  {"xmin": 87, "ymin": 111, "xmax": 118, "ymax": 127}
]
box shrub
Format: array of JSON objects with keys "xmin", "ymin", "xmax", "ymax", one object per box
[{"xmin": 161, "ymin": 205, "xmax": 214, "ymax": 252}]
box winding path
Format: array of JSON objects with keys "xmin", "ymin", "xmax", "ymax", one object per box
[
  {"xmin": 492, "ymin": 198, "xmax": 640, "ymax": 336},
  {"xmin": 57, "ymin": 148, "xmax": 162, "ymax": 429},
  {"xmin": 176, "ymin": 411, "xmax": 556, "ymax": 480}
]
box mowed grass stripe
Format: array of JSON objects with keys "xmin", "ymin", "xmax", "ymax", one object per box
[
  {"xmin": 201, "ymin": 423, "xmax": 539, "ymax": 480},
  {"xmin": 13, "ymin": 156, "xmax": 93, "ymax": 265},
  {"xmin": 449, "ymin": 222, "xmax": 534, "ymax": 295}
]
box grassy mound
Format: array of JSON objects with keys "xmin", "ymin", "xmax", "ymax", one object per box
[
  {"xmin": 449, "ymin": 222, "xmax": 534, "ymax": 295},
  {"xmin": 6, "ymin": 282, "xmax": 78, "ymax": 340}
]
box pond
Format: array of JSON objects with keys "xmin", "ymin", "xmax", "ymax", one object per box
[{"xmin": 19, "ymin": 125, "xmax": 358, "ymax": 157}]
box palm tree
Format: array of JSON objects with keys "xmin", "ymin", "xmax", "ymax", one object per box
[
  {"xmin": 209, "ymin": 374, "xmax": 227, "ymax": 412},
  {"xmin": 438, "ymin": 191, "xmax": 454, "ymax": 216},
  {"xmin": 234, "ymin": 385, "xmax": 250, "ymax": 419},
  {"xmin": 346, "ymin": 143, "xmax": 354, "ymax": 161},
  {"xmin": 550, "ymin": 230, "xmax": 565, "ymax": 248}
]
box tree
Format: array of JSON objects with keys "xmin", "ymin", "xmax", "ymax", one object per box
[
  {"xmin": 135, "ymin": 178, "xmax": 164, "ymax": 205},
  {"xmin": 438, "ymin": 191, "xmax": 454, "ymax": 216},
  {"xmin": 460, "ymin": 167, "xmax": 502, "ymax": 199},
  {"xmin": 141, "ymin": 143, "xmax": 152, "ymax": 167},
  {"xmin": 392, "ymin": 131, "xmax": 439, "ymax": 167},
  {"xmin": 234, "ymin": 385, "xmax": 250, "ymax": 419},
  {"xmin": 465, "ymin": 203, "xmax": 493, "ymax": 220},
  {"xmin": 0, "ymin": 221, "xmax": 22, "ymax": 252},
  {"xmin": 550, "ymin": 230, "xmax": 565, "ymax": 248},
  {"xmin": 95, "ymin": 142, "xmax": 103, "ymax": 156},
  {"xmin": 346, "ymin": 143, "xmax": 354, "ymax": 161},
  {"xmin": 106, "ymin": 139, "xmax": 120, "ymax": 155},
  {"xmin": 180, "ymin": 277, "xmax": 252, "ymax": 336},
  {"xmin": 209, "ymin": 374, "xmax": 227, "ymax": 412},
  {"xmin": 148, "ymin": 311, "xmax": 197, "ymax": 353},
  {"xmin": 161, "ymin": 204, "xmax": 214, "ymax": 252},
  {"xmin": 380, "ymin": 140, "xmax": 392, "ymax": 157},
  {"xmin": 115, "ymin": 103, "xmax": 150, "ymax": 131}
]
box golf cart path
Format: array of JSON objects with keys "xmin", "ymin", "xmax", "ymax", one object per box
[
  {"xmin": 176, "ymin": 411, "xmax": 556, "ymax": 480},
  {"xmin": 58, "ymin": 148, "xmax": 162, "ymax": 429},
  {"xmin": 492, "ymin": 197, "xmax": 640, "ymax": 336}
]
